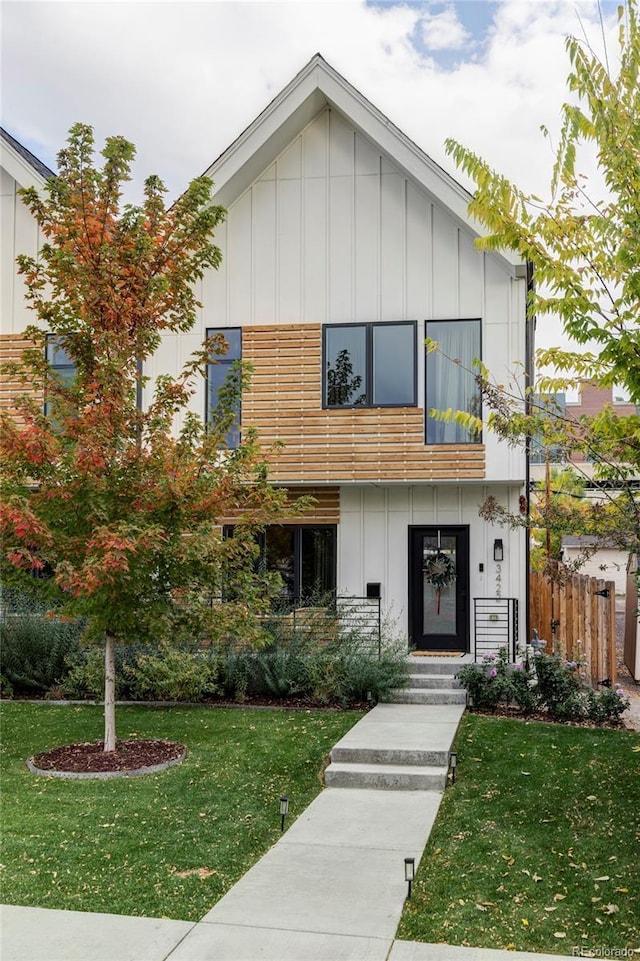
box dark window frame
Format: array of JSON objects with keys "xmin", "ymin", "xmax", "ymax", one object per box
[
  {"xmin": 322, "ymin": 320, "xmax": 417, "ymax": 410},
  {"xmin": 206, "ymin": 327, "xmax": 242, "ymax": 448},
  {"xmin": 257, "ymin": 524, "xmax": 337, "ymax": 600},
  {"xmin": 424, "ymin": 317, "xmax": 482, "ymax": 445}
]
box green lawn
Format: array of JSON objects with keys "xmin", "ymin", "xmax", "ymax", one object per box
[
  {"xmin": 0, "ymin": 701, "xmax": 361, "ymax": 920},
  {"xmin": 398, "ymin": 714, "xmax": 640, "ymax": 956}
]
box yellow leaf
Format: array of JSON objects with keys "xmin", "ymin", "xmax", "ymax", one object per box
[{"xmin": 521, "ymin": 918, "xmax": 529, "ymax": 927}]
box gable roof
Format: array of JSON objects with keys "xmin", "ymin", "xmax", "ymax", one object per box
[
  {"xmin": 0, "ymin": 127, "xmax": 55, "ymax": 190},
  {"xmin": 205, "ymin": 54, "xmax": 523, "ymax": 270}
]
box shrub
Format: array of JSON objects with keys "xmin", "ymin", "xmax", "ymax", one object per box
[
  {"xmin": 456, "ymin": 649, "xmax": 532, "ymax": 711},
  {"xmin": 532, "ymin": 652, "xmax": 583, "ymax": 718},
  {"xmin": 586, "ymin": 686, "xmax": 631, "ymax": 723},
  {"xmin": 56, "ymin": 602, "xmax": 410, "ymax": 707},
  {"xmin": 125, "ymin": 644, "xmax": 220, "ymax": 701},
  {"xmin": 0, "ymin": 609, "xmax": 84, "ymax": 694},
  {"xmin": 456, "ymin": 647, "xmax": 630, "ymax": 726}
]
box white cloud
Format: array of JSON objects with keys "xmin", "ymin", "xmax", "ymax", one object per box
[
  {"xmin": 0, "ymin": 0, "xmax": 623, "ymax": 354},
  {"xmin": 418, "ymin": 6, "xmax": 471, "ymax": 51}
]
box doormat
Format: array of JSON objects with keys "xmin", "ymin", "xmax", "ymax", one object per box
[{"xmin": 410, "ymin": 651, "xmax": 465, "ymax": 657}]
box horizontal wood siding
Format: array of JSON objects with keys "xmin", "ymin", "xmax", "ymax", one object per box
[
  {"xmin": 221, "ymin": 486, "xmax": 340, "ymax": 525},
  {"xmin": 244, "ymin": 324, "xmax": 485, "ymax": 482},
  {"xmin": 0, "ymin": 333, "xmax": 41, "ymax": 416}
]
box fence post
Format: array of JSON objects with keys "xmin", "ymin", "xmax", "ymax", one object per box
[{"xmin": 608, "ymin": 583, "xmax": 617, "ymax": 686}]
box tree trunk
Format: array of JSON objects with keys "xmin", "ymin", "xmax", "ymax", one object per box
[{"xmin": 104, "ymin": 631, "xmax": 117, "ymax": 752}]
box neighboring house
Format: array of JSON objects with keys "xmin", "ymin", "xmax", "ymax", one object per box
[
  {"xmin": 0, "ymin": 56, "xmax": 530, "ymax": 655},
  {"xmin": 530, "ymin": 383, "xmax": 639, "ymax": 592},
  {"xmin": 561, "ymin": 536, "xmax": 628, "ymax": 595}
]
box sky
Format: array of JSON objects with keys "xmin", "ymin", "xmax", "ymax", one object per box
[{"xmin": 0, "ymin": 0, "xmax": 624, "ymax": 351}]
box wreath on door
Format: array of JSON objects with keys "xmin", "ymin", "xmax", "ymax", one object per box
[{"xmin": 423, "ymin": 552, "xmax": 456, "ymax": 615}]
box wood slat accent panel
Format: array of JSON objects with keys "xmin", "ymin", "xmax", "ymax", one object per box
[
  {"xmin": 0, "ymin": 333, "xmax": 42, "ymax": 416},
  {"xmin": 244, "ymin": 324, "xmax": 485, "ymax": 483},
  {"xmin": 221, "ymin": 486, "xmax": 340, "ymax": 525}
]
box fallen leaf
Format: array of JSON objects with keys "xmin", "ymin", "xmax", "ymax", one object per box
[
  {"xmin": 521, "ymin": 918, "xmax": 529, "ymax": 927},
  {"xmin": 586, "ymin": 795, "xmax": 597, "ymax": 801},
  {"xmin": 614, "ymin": 887, "xmax": 629, "ymax": 893},
  {"xmin": 533, "ymin": 873, "xmax": 542, "ymax": 883},
  {"xmin": 554, "ymin": 932, "xmax": 567, "ymax": 939},
  {"xmin": 475, "ymin": 904, "xmax": 487, "ymax": 912},
  {"xmin": 594, "ymin": 876, "xmax": 610, "ymax": 881},
  {"xmin": 601, "ymin": 904, "xmax": 619, "ymax": 915},
  {"xmin": 521, "ymin": 771, "xmax": 531, "ymax": 776},
  {"xmin": 553, "ymin": 893, "xmax": 567, "ymax": 902},
  {"xmin": 544, "ymin": 906, "xmax": 558, "ymax": 912}
]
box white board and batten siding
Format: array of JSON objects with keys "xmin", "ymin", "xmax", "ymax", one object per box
[
  {"xmin": 0, "ymin": 167, "xmax": 42, "ymax": 337},
  {"xmin": 338, "ymin": 483, "xmax": 527, "ymax": 647},
  {"xmin": 177, "ymin": 105, "xmax": 528, "ymax": 486}
]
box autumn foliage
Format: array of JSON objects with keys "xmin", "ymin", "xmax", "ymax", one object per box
[{"xmin": 0, "ymin": 125, "xmax": 288, "ymax": 748}]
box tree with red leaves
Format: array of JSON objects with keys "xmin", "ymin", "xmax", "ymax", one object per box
[{"xmin": 1, "ymin": 125, "xmax": 287, "ymax": 751}]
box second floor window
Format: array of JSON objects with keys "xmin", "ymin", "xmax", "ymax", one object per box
[
  {"xmin": 206, "ymin": 327, "xmax": 241, "ymax": 448},
  {"xmin": 425, "ymin": 318, "xmax": 481, "ymax": 444},
  {"xmin": 323, "ymin": 321, "xmax": 417, "ymax": 408},
  {"xmin": 45, "ymin": 335, "xmax": 76, "ymax": 419}
]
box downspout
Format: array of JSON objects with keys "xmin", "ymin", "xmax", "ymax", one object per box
[{"xmin": 523, "ymin": 260, "xmax": 536, "ymax": 651}]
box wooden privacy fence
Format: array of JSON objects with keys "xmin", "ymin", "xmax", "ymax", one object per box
[{"xmin": 529, "ymin": 571, "xmax": 617, "ymax": 686}]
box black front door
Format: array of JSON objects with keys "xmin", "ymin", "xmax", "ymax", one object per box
[{"xmin": 409, "ymin": 526, "xmax": 470, "ymax": 652}]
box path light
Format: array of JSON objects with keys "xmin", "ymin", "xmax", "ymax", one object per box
[
  {"xmin": 449, "ymin": 751, "xmax": 457, "ymax": 785},
  {"xmin": 404, "ymin": 857, "xmax": 415, "ymax": 899},
  {"xmin": 279, "ymin": 795, "xmax": 289, "ymax": 833},
  {"xmin": 493, "ymin": 539, "xmax": 504, "ymax": 562}
]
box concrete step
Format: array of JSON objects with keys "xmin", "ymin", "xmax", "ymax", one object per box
[
  {"xmin": 407, "ymin": 673, "xmax": 461, "ymax": 689},
  {"xmin": 325, "ymin": 761, "xmax": 448, "ymax": 791},
  {"xmin": 406, "ymin": 657, "xmax": 469, "ymax": 675},
  {"xmin": 389, "ymin": 688, "xmax": 467, "ymax": 705},
  {"xmin": 330, "ymin": 745, "xmax": 449, "ymax": 767}
]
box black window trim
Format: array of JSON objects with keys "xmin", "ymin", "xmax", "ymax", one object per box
[
  {"xmin": 255, "ymin": 524, "xmax": 338, "ymax": 600},
  {"xmin": 424, "ymin": 316, "xmax": 483, "ymax": 446},
  {"xmin": 322, "ymin": 320, "xmax": 418, "ymax": 410}
]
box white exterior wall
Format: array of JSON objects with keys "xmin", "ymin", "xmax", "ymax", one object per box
[
  {"xmin": 165, "ymin": 106, "xmax": 526, "ymax": 486},
  {"xmin": 0, "ymin": 167, "xmax": 41, "ymax": 336},
  {"xmin": 339, "ymin": 483, "xmax": 526, "ymax": 647}
]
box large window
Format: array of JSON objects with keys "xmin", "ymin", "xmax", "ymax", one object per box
[
  {"xmin": 260, "ymin": 525, "xmax": 336, "ymax": 600},
  {"xmin": 425, "ymin": 319, "xmax": 481, "ymax": 444},
  {"xmin": 323, "ymin": 322, "xmax": 416, "ymax": 408},
  {"xmin": 206, "ymin": 327, "xmax": 241, "ymax": 448}
]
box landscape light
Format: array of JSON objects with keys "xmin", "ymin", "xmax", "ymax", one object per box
[
  {"xmin": 449, "ymin": 751, "xmax": 458, "ymax": 785},
  {"xmin": 404, "ymin": 857, "xmax": 415, "ymax": 899},
  {"xmin": 279, "ymin": 795, "xmax": 289, "ymax": 833}
]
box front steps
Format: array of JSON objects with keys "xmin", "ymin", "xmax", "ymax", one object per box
[
  {"xmin": 389, "ymin": 656, "xmax": 468, "ymax": 706},
  {"xmin": 324, "ymin": 658, "xmax": 468, "ymax": 791},
  {"xmin": 325, "ymin": 761, "xmax": 448, "ymax": 791}
]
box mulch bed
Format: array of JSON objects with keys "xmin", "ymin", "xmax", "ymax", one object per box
[{"xmin": 30, "ymin": 739, "xmax": 185, "ymax": 773}]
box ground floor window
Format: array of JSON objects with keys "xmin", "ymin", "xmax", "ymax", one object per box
[{"xmin": 260, "ymin": 525, "xmax": 336, "ymax": 600}]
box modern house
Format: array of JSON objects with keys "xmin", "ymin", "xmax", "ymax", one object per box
[{"xmin": 0, "ymin": 56, "xmax": 531, "ymax": 656}]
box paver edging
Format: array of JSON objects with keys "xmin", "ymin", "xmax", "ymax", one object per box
[{"xmin": 25, "ymin": 748, "xmax": 186, "ymax": 780}]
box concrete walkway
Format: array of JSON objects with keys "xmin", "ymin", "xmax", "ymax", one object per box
[{"xmin": 0, "ymin": 692, "xmax": 565, "ymax": 961}]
